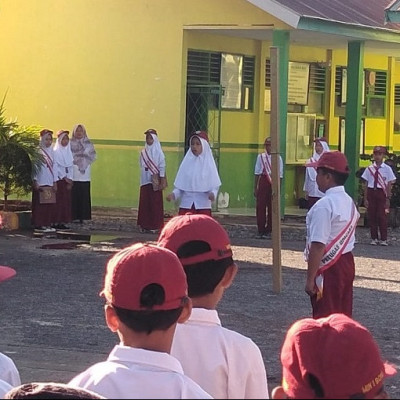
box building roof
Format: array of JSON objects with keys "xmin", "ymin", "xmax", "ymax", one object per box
[{"xmin": 246, "ymin": 0, "xmax": 400, "ymax": 30}]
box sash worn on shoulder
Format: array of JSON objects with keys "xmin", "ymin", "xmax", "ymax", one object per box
[
  {"xmin": 260, "ymin": 153, "xmax": 272, "ymax": 183},
  {"xmin": 42, "ymin": 148, "xmax": 54, "ymax": 178},
  {"xmin": 140, "ymin": 149, "xmax": 159, "ymax": 175},
  {"xmin": 304, "ymin": 203, "xmax": 359, "ymax": 298},
  {"xmin": 368, "ymin": 166, "xmax": 388, "ymax": 196}
]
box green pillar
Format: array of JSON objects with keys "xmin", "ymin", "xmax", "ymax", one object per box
[
  {"xmin": 272, "ymin": 30, "xmax": 289, "ymax": 216},
  {"xmin": 344, "ymin": 41, "xmax": 364, "ymax": 200}
]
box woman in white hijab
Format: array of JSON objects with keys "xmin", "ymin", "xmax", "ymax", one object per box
[
  {"xmin": 53, "ymin": 130, "xmax": 74, "ymax": 229},
  {"xmin": 137, "ymin": 128, "xmax": 167, "ymax": 233},
  {"xmin": 166, "ymin": 130, "xmax": 221, "ymax": 216},
  {"xmin": 303, "ymin": 137, "xmax": 330, "ymax": 209},
  {"xmin": 70, "ymin": 124, "xmax": 97, "ymax": 224},
  {"xmin": 31, "ymin": 129, "xmax": 58, "ymax": 232}
]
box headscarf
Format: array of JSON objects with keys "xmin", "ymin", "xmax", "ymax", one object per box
[
  {"xmin": 140, "ymin": 132, "xmax": 165, "ymax": 173},
  {"xmin": 53, "ymin": 130, "xmax": 74, "ymax": 170},
  {"xmin": 70, "ymin": 124, "xmax": 97, "ymax": 173},
  {"xmin": 174, "ymin": 133, "xmax": 221, "ymax": 192},
  {"xmin": 305, "ymin": 138, "xmax": 330, "ymax": 182},
  {"xmin": 39, "ymin": 130, "xmax": 54, "ymax": 172}
]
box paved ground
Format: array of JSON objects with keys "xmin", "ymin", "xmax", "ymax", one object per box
[{"xmin": 0, "ymin": 213, "xmax": 399, "ymax": 397}]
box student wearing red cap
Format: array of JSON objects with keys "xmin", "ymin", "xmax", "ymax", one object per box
[
  {"xmin": 52, "ymin": 130, "xmax": 74, "ymax": 230},
  {"xmin": 361, "ymin": 146, "xmax": 396, "ymax": 246},
  {"xmin": 166, "ymin": 131, "xmax": 221, "ymax": 216},
  {"xmin": 303, "ymin": 137, "xmax": 330, "ymax": 209},
  {"xmin": 68, "ymin": 243, "xmax": 212, "ymax": 399},
  {"xmin": 271, "ymin": 313, "xmax": 396, "ymax": 399},
  {"xmin": 158, "ymin": 214, "xmax": 269, "ymax": 399},
  {"xmin": 0, "ymin": 266, "xmax": 21, "ymax": 398},
  {"xmin": 31, "ymin": 129, "xmax": 58, "ymax": 233},
  {"xmin": 137, "ymin": 128, "xmax": 167, "ymax": 233},
  {"xmin": 254, "ymin": 137, "xmax": 283, "ymax": 239},
  {"xmin": 304, "ymin": 151, "xmax": 360, "ymax": 319}
]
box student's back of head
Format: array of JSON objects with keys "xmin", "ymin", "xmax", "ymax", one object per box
[
  {"xmin": 100, "ymin": 242, "xmax": 190, "ymax": 334},
  {"xmin": 272, "ymin": 313, "xmax": 397, "ymax": 399},
  {"xmin": 158, "ymin": 214, "xmax": 235, "ymax": 298}
]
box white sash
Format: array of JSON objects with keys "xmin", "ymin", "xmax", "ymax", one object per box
[
  {"xmin": 140, "ymin": 148, "xmax": 159, "ymax": 175},
  {"xmin": 260, "ymin": 153, "xmax": 272, "ymax": 183},
  {"xmin": 304, "ymin": 203, "xmax": 359, "ymax": 297}
]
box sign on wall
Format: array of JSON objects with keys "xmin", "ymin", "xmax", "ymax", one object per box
[{"xmin": 288, "ymin": 62, "xmax": 310, "ymax": 105}]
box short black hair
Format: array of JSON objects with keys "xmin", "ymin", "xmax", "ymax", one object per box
[
  {"xmin": 112, "ymin": 283, "xmax": 184, "ymax": 334},
  {"xmin": 318, "ymin": 167, "xmax": 349, "ymax": 186},
  {"xmin": 177, "ymin": 240, "xmax": 234, "ymax": 297}
]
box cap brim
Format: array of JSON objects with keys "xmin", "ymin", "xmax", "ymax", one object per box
[
  {"xmin": 0, "ymin": 266, "xmax": 16, "ymax": 283},
  {"xmin": 384, "ymin": 362, "xmax": 397, "ymax": 377}
]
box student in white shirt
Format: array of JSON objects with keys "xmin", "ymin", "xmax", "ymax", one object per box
[
  {"xmin": 158, "ymin": 214, "xmax": 269, "ymax": 399},
  {"xmin": 0, "ymin": 267, "xmax": 21, "ymax": 394},
  {"xmin": 69, "ymin": 243, "xmax": 212, "ymax": 399},
  {"xmin": 361, "ymin": 146, "xmax": 396, "ymax": 246},
  {"xmin": 166, "ymin": 131, "xmax": 221, "ymax": 216}
]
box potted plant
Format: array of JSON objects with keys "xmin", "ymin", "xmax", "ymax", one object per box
[{"xmin": 0, "ymin": 95, "xmax": 42, "ymax": 229}]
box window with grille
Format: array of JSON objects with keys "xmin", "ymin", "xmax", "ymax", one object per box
[
  {"xmin": 394, "ymin": 84, "xmax": 400, "ymax": 133},
  {"xmin": 187, "ymin": 50, "xmax": 255, "ymax": 111}
]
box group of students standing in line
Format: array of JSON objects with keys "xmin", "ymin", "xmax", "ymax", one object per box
[
  {"xmin": 0, "ymin": 213, "xmax": 396, "ymax": 399},
  {"xmin": 31, "ymin": 124, "xmax": 97, "ymax": 233}
]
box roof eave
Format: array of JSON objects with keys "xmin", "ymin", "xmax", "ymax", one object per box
[
  {"xmin": 298, "ymin": 16, "xmax": 400, "ymax": 43},
  {"xmin": 245, "ymin": 0, "xmax": 300, "ymax": 28}
]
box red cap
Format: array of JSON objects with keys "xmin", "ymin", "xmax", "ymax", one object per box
[
  {"xmin": 0, "ymin": 266, "xmax": 16, "ymax": 283},
  {"xmin": 40, "ymin": 129, "xmax": 53, "ymax": 137},
  {"xmin": 307, "ymin": 151, "xmax": 350, "ymax": 174},
  {"xmin": 157, "ymin": 214, "xmax": 232, "ymax": 265},
  {"xmin": 191, "ymin": 130, "xmax": 209, "ymax": 142},
  {"xmin": 100, "ymin": 243, "xmax": 188, "ymax": 311},
  {"xmin": 144, "ymin": 128, "xmax": 157, "ymax": 135},
  {"xmin": 373, "ymin": 146, "xmax": 387, "ymax": 154},
  {"xmin": 280, "ymin": 313, "xmax": 397, "ymax": 399}
]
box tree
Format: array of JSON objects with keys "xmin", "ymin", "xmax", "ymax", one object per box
[{"xmin": 0, "ymin": 95, "xmax": 42, "ymax": 211}]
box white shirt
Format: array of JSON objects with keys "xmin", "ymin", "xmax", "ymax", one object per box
[
  {"xmin": 306, "ymin": 186, "xmax": 359, "ymax": 254},
  {"xmin": 33, "ymin": 149, "xmax": 57, "ymax": 187},
  {"xmin": 68, "ymin": 345, "xmax": 212, "ymax": 399},
  {"xmin": 0, "ymin": 379, "xmax": 13, "ymax": 398},
  {"xmin": 254, "ymin": 153, "xmax": 283, "ymax": 178},
  {"xmin": 171, "ymin": 308, "xmax": 269, "ymax": 399},
  {"xmin": 73, "ymin": 164, "xmax": 91, "ymax": 182},
  {"xmin": 172, "ymin": 188, "xmax": 219, "ymax": 210},
  {"xmin": 0, "ymin": 352, "xmax": 21, "ymax": 387},
  {"xmin": 361, "ymin": 162, "xmax": 396, "ymax": 189}
]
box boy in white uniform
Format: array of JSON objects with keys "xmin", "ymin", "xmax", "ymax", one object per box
[
  {"xmin": 0, "ymin": 266, "xmax": 21, "ymax": 396},
  {"xmin": 69, "ymin": 243, "xmax": 212, "ymax": 399},
  {"xmin": 158, "ymin": 214, "xmax": 269, "ymax": 399},
  {"xmin": 361, "ymin": 146, "xmax": 396, "ymax": 246}
]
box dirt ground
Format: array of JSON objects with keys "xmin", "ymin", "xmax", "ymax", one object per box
[{"xmin": 0, "ymin": 213, "xmax": 399, "ymax": 398}]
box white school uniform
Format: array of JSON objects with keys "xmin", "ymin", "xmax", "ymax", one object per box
[
  {"xmin": 53, "ymin": 132, "xmax": 74, "ymax": 181},
  {"xmin": 306, "ymin": 186, "xmax": 359, "ymax": 252},
  {"xmin": 0, "ymin": 378, "xmax": 13, "ymax": 398},
  {"xmin": 303, "ymin": 141, "xmax": 330, "ymax": 198},
  {"xmin": 361, "ymin": 162, "xmax": 396, "ymax": 189},
  {"xmin": 254, "ymin": 153, "xmax": 283, "ymax": 178},
  {"xmin": 140, "ymin": 133, "xmax": 166, "ymax": 186},
  {"xmin": 172, "ymin": 308, "xmax": 269, "ymax": 399},
  {"xmin": 0, "ymin": 352, "xmax": 21, "ymax": 387},
  {"xmin": 69, "ymin": 345, "xmax": 212, "ymax": 399}
]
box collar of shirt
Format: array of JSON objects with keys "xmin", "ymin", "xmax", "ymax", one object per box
[
  {"xmin": 186, "ymin": 308, "xmax": 222, "ymax": 326},
  {"xmin": 324, "ymin": 185, "xmax": 346, "ymax": 196},
  {"xmin": 107, "ymin": 345, "xmax": 184, "ymax": 374}
]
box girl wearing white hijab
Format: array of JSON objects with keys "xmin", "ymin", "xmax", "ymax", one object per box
[
  {"xmin": 70, "ymin": 124, "xmax": 97, "ymax": 223},
  {"xmin": 137, "ymin": 128, "xmax": 167, "ymax": 233},
  {"xmin": 303, "ymin": 137, "xmax": 330, "ymax": 209},
  {"xmin": 166, "ymin": 131, "xmax": 221, "ymax": 216},
  {"xmin": 31, "ymin": 129, "xmax": 58, "ymax": 232},
  {"xmin": 52, "ymin": 130, "xmax": 74, "ymax": 229}
]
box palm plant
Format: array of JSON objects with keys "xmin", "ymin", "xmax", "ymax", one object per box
[{"xmin": 0, "ymin": 95, "xmax": 42, "ymax": 211}]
